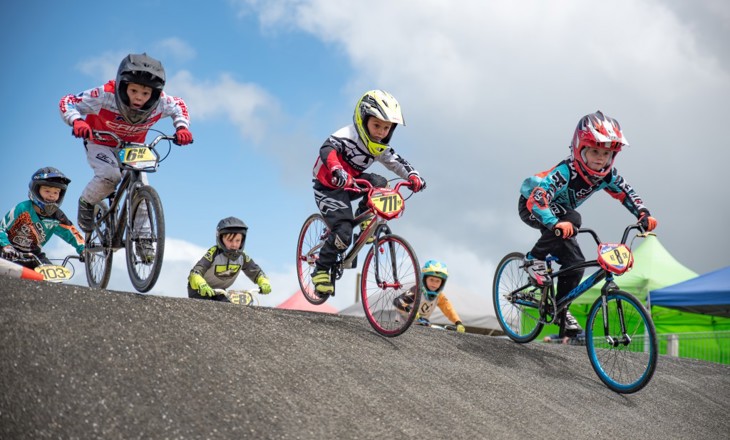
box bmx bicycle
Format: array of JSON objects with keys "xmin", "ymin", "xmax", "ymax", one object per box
[
  {"xmin": 83, "ymin": 129, "xmax": 186, "ymax": 292},
  {"xmin": 296, "ymin": 178, "xmax": 421, "ymax": 337},
  {"xmin": 492, "ymin": 223, "xmax": 658, "ymax": 393}
]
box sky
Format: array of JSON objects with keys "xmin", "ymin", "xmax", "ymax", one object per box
[{"xmin": 2, "ymin": 0, "xmax": 729, "ymax": 317}]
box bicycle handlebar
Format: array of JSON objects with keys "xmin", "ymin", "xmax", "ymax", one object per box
[
  {"xmin": 92, "ymin": 130, "xmax": 179, "ymax": 149},
  {"xmin": 345, "ymin": 178, "xmax": 414, "ymax": 194},
  {"xmin": 15, "ymin": 252, "xmax": 82, "ymax": 266},
  {"xmin": 554, "ymin": 223, "xmax": 646, "ymax": 244}
]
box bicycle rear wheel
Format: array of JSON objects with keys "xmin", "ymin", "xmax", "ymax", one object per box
[
  {"xmin": 84, "ymin": 201, "xmax": 113, "ymax": 289},
  {"xmin": 585, "ymin": 290, "xmax": 657, "ymax": 393},
  {"xmin": 493, "ymin": 252, "xmax": 544, "ymax": 342},
  {"xmin": 296, "ymin": 213, "xmax": 329, "ymax": 305},
  {"xmin": 360, "ymin": 234, "xmax": 420, "ymax": 337},
  {"xmin": 125, "ymin": 186, "xmax": 165, "ymax": 293}
]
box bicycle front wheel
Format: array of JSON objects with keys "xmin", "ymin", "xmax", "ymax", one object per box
[
  {"xmin": 84, "ymin": 201, "xmax": 113, "ymax": 289},
  {"xmin": 586, "ymin": 290, "xmax": 658, "ymax": 393},
  {"xmin": 296, "ymin": 213, "xmax": 330, "ymax": 305},
  {"xmin": 360, "ymin": 234, "xmax": 420, "ymax": 337},
  {"xmin": 493, "ymin": 252, "xmax": 544, "ymax": 343},
  {"xmin": 125, "ymin": 186, "xmax": 165, "ymax": 293}
]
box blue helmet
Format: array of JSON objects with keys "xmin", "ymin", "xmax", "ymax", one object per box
[
  {"xmin": 28, "ymin": 167, "xmax": 71, "ymax": 216},
  {"xmin": 421, "ymin": 260, "xmax": 448, "ymax": 301}
]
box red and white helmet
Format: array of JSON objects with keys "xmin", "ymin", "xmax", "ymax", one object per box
[{"xmin": 570, "ymin": 110, "xmax": 628, "ymax": 181}]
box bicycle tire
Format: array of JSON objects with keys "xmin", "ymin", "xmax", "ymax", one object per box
[
  {"xmin": 585, "ymin": 290, "xmax": 658, "ymax": 393},
  {"xmin": 360, "ymin": 234, "xmax": 420, "ymax": 337},
  {"xmin": 296, "ymin": 213, "xmax": 329, "ymax": 305},
  {"xmin": 493, "ymin": 252, "xmax": 544, "ymax": 343},
  {"xmin": 84, "ymin": 201, "xmax": 113, "ymax": 289},
  {"xmin": 125, "ymin": 186, "xmax": 165, "ymax": 293}
]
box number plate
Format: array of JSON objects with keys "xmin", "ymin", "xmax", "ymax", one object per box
[
  {"xmin": 118, "ymin": 147, "xmax": 157, "ymax": 170},
  {"xmin": 369, "ymin": 189, "xmax": 405, "ymax": 220},
  {"xmin": 597, "ymin": 243, "xmax": 634, "ymax": 274},
  {"xmin": 35, "ymin": 265, "xmax": 72, "ymax": 282}
]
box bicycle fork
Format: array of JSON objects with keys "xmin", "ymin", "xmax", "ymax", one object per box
[{"xmin": 600, "ymin": 280, "xmax": 632, "ymax": 347}]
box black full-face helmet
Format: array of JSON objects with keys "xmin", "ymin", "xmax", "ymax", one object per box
[
  {"xmin": 216, "ymin": 217, "xmax": 248, "ymax": 259},
  {"xmin": 115, "ymin": 53, "xmax": 166, "ymax": 124},
  {"xmin": 28, "ymin": 167, "xmax": 71, "ymax": 216}
]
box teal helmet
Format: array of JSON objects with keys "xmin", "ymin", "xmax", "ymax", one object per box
[{"xmin": 421, "ymin": 259, "xmax": 448, "ymax": 301}]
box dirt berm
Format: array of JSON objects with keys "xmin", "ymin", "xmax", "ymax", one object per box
[{"xmin": 1, "ymin": 276, "xmax": 728, "ymax": 439}]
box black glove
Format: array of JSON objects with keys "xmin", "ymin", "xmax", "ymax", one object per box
[
  {"xmin": 331, "ymin": 168, "xmax": 350, "ymax": 188},
  {"xmin": 2, "ymin": 245, "xmax": 20, "ymax": 260}
]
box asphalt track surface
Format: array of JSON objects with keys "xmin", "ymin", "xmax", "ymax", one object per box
[{"xmin": 1, "ymin": 276, "xmax": 728, "ymax": 439}]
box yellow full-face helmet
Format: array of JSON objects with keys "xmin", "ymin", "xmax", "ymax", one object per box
[{"xmin": 353, "ymin": 90, "xmax": 405, "ymax": 156}]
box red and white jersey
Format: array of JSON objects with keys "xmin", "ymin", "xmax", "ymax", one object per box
[
  {"xmin": 312, "ymin": 124, "xmax": 419, "ymax": 189},
  {"xmin": 59, "ymin": 80, "xmax": 190, "ymax": 147}
]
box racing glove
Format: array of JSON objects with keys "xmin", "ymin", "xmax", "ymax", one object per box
[
  {"xmin": 638, "ymin": 212, "xmax": 658, "ymax": 232},
  {"xmin": 331, "ymin": 168, "xmax": 350, "ymax": 188},
  {"xmin": 408, "ymin": 174, "xmax": 426, "ymax": 192},
  {"xmin": 2, "ymin": 245, "xmax": 20, "ymax": 260},
  {"xmin": 190, "ymin": 273, "xmax": 214, "ymax": 297},
  {"xmin": 256, "ymin": 275, "xmax": 272, "ymax": 294},
  {"xmin": 174, "ymin": 126, "xmax": 194, "ymax": 146},
  {"xmin": 554, "ymin": 221, "xmax": 575, "ymax": 239},
  {"xmin": 455, "ymin": 321, "xmax": 466, "ymax": 333},
  {"xmin": 72, "ymin": 119, "xmax": 92, "ymax": 139}
]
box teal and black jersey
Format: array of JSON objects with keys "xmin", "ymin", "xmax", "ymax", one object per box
[
  {"xmin": 0, "ymin": 200, "xmax": 85, "ymax": 255},
  {"xmin": 520, "ymin": 158, "xmax": 649, "ymax": 229}
]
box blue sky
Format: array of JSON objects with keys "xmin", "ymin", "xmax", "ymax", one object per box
[{"xmin": 2, "ymin": 0, "xmax": 729, "ymax": 315}]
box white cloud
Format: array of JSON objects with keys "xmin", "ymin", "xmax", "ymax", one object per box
[
  {"xmin": 240, "ymin": 0, "xmax": 730, "ymax": 279},
  {"xmin": 168, "ymin": 71, "xmax": 280, "ymax": 143}
]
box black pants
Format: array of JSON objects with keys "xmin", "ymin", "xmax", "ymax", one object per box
[
  {"xmin": 313, "ymin": 173, "xmax": 387, "ymax": 271},
  {"xmin": 518, "ymin": 196, "xmax": 585, "ymax": 301}
]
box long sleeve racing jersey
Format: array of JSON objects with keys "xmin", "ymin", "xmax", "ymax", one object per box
[
  {"xmin": 59, "ymin": 80, "xmax": 190, "ymax": 146},
  {"xmin": 520, "ymin": 158, "xmax": 649, "ymax": 229},
  {"xmin": 0, "ymin": 200, "xmax": 84, "ymax": 255},
  {"xmin": 312, "ymin": 124, "xmax": 419, "ymax": 189}
]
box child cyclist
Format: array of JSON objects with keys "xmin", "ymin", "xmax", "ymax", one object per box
[
  {"xmin": 393, "ymin": 260, "xmax": 466, "ymax": 333},
  {"xmin": 59, "ymin": 53, "xmax": 193, "ymax": 255},
  {"xmin": 519, "ymin": 110, "xmax": 658, "ymax": 336},
  {"xmin": 0, "ymin": 167, "xmax": 85, "ymax": 268},
  {"xmin": 311, "ymin": 90, "xmax": 426, "ymax": 296},
  {"xmin": 187, "ymin": 217, "xmax": 272, "ymax": 302}
]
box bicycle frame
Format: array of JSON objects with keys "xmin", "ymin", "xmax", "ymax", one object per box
[
  {"xmin": 335, "ymin": 179, "xmax": 410, "ymax": 286},
  {"xmin": 89, "ymin": 130, "xmax": 170, "ymax": 248},
  {"xmin": 541, "ymin": 226, "xmax": 641, "ymax": 323}
]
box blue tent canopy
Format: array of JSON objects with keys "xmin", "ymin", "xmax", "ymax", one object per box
[{"xmin": 650, "ymin": 266, "xmax": 730, "ymax": 318}]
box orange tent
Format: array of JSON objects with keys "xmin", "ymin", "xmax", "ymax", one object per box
[{"xmin": 276, "ymin": 291, "xmax": 338, "ymax": 314}]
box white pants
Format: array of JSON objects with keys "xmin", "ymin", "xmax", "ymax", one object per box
[{"xmin": 81, "ymin": 141, "xmax": 149, "ymax": 204}]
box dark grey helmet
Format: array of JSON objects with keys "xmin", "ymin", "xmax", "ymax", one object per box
[
  {"xmin": 216, "ymin": 217, "xmax": 248, "ymax": 259},
  {"xmin": 115, "ymin": 53, "xmax": 166, "ymax": 124},
  {"xmin": 28, "ymin": 167, "xmax": 71, "ymax": 216}
]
